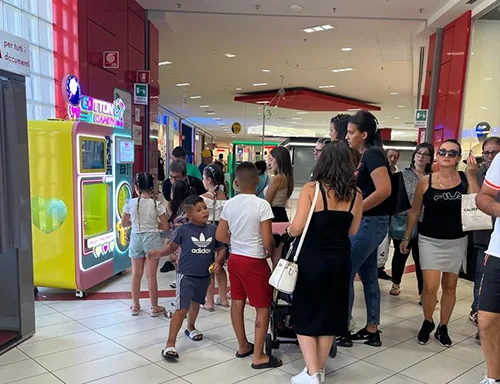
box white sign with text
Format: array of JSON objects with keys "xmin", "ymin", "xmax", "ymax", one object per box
[{"xmin": 0, "ymin": 31, "xmax": 30, "ymax": 77}]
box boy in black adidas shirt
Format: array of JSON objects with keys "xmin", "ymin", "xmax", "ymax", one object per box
[{"xmin": 148, "ymin": 195, "xmax": 225, "ymax": 361}]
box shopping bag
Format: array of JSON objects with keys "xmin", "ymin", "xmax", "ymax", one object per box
[
  {"xmin": 461, "ymin": 193, "xmax": 493, "ymax": 231},
  {"xmin": 377, "ymin": 234, "xmax": 390, "ymax": 269}
]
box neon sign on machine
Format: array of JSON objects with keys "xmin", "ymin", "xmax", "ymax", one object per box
[{"xmin": 64, "ymin": 74, "xmax": 126, "ymax": 128}]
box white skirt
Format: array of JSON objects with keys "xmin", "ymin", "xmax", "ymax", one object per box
[{"xmin": 418, "ymin": 234, "xmax": 467, "ymax": 274}]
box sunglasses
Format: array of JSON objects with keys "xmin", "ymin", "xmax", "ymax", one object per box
[{"xmin": 437, "ymin": 149, "xmax": 460, "ymax": 158}]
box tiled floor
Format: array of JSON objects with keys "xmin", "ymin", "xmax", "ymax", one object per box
[{"xmin": 1, "ymin": 271, "xmax": 486, "ymax": 384}]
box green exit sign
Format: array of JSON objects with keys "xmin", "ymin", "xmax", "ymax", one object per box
[{"xmin": 415, "ymin": 109, "xmax": 428, "ymax": 128}]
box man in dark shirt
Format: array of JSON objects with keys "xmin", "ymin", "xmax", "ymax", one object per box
[{"xmin": 162, "ymin": 161, "xmax": 206, "ymax": 202}]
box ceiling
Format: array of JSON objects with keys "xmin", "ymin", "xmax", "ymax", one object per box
[{"xmin": 136, "ymin": 0, "xmax": 484, "ymax": 142}]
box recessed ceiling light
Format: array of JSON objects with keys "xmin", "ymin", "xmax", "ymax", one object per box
[
  {"xmin": 390, "ymin": 92, "xmax": 399, "ymax": 95},
  {"xmin": 289, "ymin": 121, "xmax": 298, "ymax": 124},
  {"xmin": 190, "ymin": 96, "xmax": 202, "ymax": 99},
  {"xmin": 318, "ymin": 85, "xmax": 335, "ymax": 89},
  {"xmin": 256, "ymin": 101, "xmax": 270, "ymax": 104},
  {"xmin": 218, "ymin": 122, "xmax": 224, "ymax": 125},
  {"xmin": 394, "ymin": 117, "xmax": 401, "ymax": 119},
  {"xmin": 213, "ymin": 118, "xmax": 222, "ymax": 121},
  {"xmin": 480, "ymin": 106, "xmax": 489, "ymax": 110},
  {"xmin": 176, "ymin": 83, "xmax": 190, "ymax": 87},
  {"xmin": 292, "ymin": 117, "xmax": 302, "ymax": 120},
  {"xmin": 348, "ymin": 108, "xmax": 361, "ymax": 112},
  {"xmin": 158, "ymin": 61, "xmax": 172, "ymax": 66},
  {"xmin": 341, "ymin": 48, "xmax": 353, "ymax": 52},
  {"xmin": 236, "ymin": 87, "xmax": 243, "ymax": 91},
  {"xmin": 398, "ymin": 105, "xmax": 405, "ymax": 108},
  {"xmin": 262, "ymin": 69, "xmax": 271, "ymax": 73},
  {"xmin": 484, "ymin": 77, "xmax": 493, "ymax": 81},
  {"xmin": 252, "ymin": 83, "xmax": 268, "ymax": 87},
  {"xmin": 303, "ymin": 24, "xmax": 335, "ymax": 33},
  {"xmin": 225, "ymin": 53, "xmax": 236, "ymax": 58},
  {"xmin": 331, "ymin": 67, "xmax": 353, "ymax": 73},
  {"xmin": 289, "ymin": 4, "xmax": 304, "ymax": 11},
  {"xmin": 199, "ymin": 105, "xmax": 210, "ymax": 108},
  {"xmin": 297, "ymin": 111, "xmax": 308, "ymax": 115},
  {"xmin": 206, "ymin": 112, "xmax": 216, "ymax": 115}
]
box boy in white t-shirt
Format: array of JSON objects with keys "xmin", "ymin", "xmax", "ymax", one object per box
[{"xmin": 216, "ymin": 162, "xmax": 282, "ymax": 370}]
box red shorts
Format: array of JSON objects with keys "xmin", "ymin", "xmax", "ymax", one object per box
[{"xmin": 227, "ymin": 254, "xmax": 273, "ymax": 309}]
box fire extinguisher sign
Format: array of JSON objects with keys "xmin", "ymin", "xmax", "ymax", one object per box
[{"xmin": 103, "ymin": 51, "xmax": 119, "ymax": 69}]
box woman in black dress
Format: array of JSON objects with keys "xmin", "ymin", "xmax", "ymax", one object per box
[{"xmin": 289, "ymin": 141, "xmax": 363, "ymax": 383}]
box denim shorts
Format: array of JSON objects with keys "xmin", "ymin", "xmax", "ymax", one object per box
[{"xmin": 129, "ymin": 232, "xmax": 164, "ymax": 259}]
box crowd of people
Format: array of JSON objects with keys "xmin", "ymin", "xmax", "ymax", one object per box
[{"xmin": 120, "ymin": 110, "xmax": 500, "ymax": 384}]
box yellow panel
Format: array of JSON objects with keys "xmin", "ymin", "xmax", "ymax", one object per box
[{"xmin": 28, "ymin": 120, "xmax": 77, "ymax": 289}]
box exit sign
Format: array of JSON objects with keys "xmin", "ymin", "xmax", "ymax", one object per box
[{"xmin": 415, "ymin": 109, "xmax": 429, "ymax": 129}]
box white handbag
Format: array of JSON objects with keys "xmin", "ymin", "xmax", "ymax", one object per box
[
  {"xmin": 269, "ymin": 182, "xmax": 320, "ymax": 294},
  {"xmin": 462, "ymin": 193, "xmax": 493, "ymax": 231}
]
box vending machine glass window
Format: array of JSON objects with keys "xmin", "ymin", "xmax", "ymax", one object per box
[{"xmin": 83, "ymin": 183, "xmax": 111, "ymax": 238}]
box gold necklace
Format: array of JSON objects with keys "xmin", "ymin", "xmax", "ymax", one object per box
[{"xmin": 437, "ymin": 173, "xmax": 457, "ymax": 189}]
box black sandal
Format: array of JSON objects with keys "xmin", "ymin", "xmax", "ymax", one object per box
[
  {"xmin": 235, "ymin": 343, "xmax": 254, "ymax": 358},
  {"xmin": 251, "ymin": 355, "xmax": 282, "ymax": 370}
]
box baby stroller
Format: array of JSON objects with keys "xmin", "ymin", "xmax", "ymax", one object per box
[{"xmin": 265, "ymin": 234, "xmax": 338, "ymax": 358}]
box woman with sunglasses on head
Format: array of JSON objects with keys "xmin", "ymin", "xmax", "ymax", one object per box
[
  {"xmin": 330, "ymin": 114, "xmax": 361, "ymax": 166},
  {"xmin": 341, "ymin": 110, "xmax": 392, "ymax": 348},
  {"xmin": 200, "ymin": 165, "xmax": 230, "ymax": 311},
  {"xmin": 401, "ymin": 139, "xmax": 479, "ymax": 347},
  {"xmin": 390, "ymin": 143, "xmax": 434, "ymax": 299}
]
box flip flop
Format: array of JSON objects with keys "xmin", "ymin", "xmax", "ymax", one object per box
[
  {"xmin": 161, "ymin": 347, "xmax": 179, "ymax": 361},
  {"xmin": 251, "ymin": 355, "xmax": 282, "ymax": 370},
  {"xmin": 185, "ymin": 329, "xmax": 203, "ymax": 341},
  {"xmin": 215, "ymin": 296, "xmax": 230, "ymax": 308},
  {"xmin": 201, "ymin": 305, "xmax": 215, "ymax": 312},
  {"xmin": 150, "ymin": 306, "xmax": 166, "ymax": 317},
  {"xmin": 235, "ymin": 343, "xmax": 254, "ymax": 358}
]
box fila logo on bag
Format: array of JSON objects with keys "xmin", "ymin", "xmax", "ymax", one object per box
[{"xmin": 191, "ymin": 233, "xmax": 213, "ymax": 254}]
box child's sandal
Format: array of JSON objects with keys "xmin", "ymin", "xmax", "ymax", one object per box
[
  {"xmin": 130, "ymin": 305, "xmax": 140, "ymax": 316},
  {"xmin": 151, "ymin": 305, "xmax": 166, "ymax": 317},
  {"xmin": 390, "ymin": 285, "xmax": 400, "ymax": 296},
  {"xmin": 161, "ymin": 347, "xmax": 179, "ymax": 361}
]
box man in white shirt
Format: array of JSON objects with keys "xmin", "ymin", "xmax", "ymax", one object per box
[{"xmin": 476, "ymin": 153, "xmax": 500, "ymax": 384}]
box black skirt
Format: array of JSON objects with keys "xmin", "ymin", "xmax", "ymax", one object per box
[{"xmin": 272, "ymin": 206, "xmax": 289, "ymax": 246}]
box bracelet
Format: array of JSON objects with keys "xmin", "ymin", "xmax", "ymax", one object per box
[{"xmin": 402, "ymin": 237, "xmax": 410, "ymax": 241}]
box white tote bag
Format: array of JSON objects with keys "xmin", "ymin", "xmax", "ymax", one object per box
[
  {"xmin": 269, "ymin": 182, "xmax": 320, "ymax": 294},
  {"xmin": 377, "ymin": 234, "xmax": 390, "ymax": 269},
  {"xmin": 462, "ymin": 193, "xmax": 493, "ymax": 231}
]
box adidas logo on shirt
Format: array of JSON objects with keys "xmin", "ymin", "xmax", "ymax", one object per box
[{"xmin": 191, "ymin": 233, "xmax": 213, "ymax": 254}]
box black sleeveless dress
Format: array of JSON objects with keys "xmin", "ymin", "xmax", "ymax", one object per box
[{"xmin": 292, "ymin": 183, "xmax": 354, "ymax": 336}]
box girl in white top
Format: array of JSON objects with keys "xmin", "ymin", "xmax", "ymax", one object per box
[
  {"xmin": 122, "ymin": 173, "xmax": 169, "ymax": 317},
  {"xmin": 201, "ymin": 164, "xmax": 230, "ymax": 310}
]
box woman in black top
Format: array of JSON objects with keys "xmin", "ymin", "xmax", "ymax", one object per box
[
  {"xmin": 289, "ymin": 141, "xmax": 362, "ymax": 383},
  {"xmin": 401, "ymin": 139, "xmax": 479, "ymax": 347},
  {"xmin": 341, "ymin": 110, "xmax": 392, "ymax": 348}
]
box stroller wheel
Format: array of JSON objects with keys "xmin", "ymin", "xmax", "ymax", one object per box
[
  {"xmin": 329, "ymin": 339, "xmax": 338, "ymax": 358},
  {"xmin": 265, "ymin": 333, "xmax": 273, "ymax": 356}
]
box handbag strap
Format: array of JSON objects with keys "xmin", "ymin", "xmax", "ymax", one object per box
[{"xmin": 293, "ymin": 182, "xmax": 320, "ymax": 263}]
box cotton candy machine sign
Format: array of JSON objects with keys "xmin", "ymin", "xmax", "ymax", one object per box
[{"xmin": 0, "ymin": 31, "xmax": 30, "ymax": 77}]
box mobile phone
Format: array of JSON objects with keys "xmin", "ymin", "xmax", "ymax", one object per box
[{"xmin": 462, "ymin": 156, "xmax": 484, "ymax": 165}]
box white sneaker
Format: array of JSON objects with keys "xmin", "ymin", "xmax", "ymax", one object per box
[
  {"xmin": 291, "ymin": 368, "xmax": 320, "ymax": 384},
  {"xmin": 480, "ymin": 377, "xmax": 499, "ymax": 384}
]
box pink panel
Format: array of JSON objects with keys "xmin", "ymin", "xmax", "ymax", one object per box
[
  {"xmin": 128, "ymin": 0, "xmax": 145, "ymax": 19},
  {"xmin": 86, "ymin": 0, "xmax": 127, "ymax": 36},
  {"xmin": 441, "ymin": 26, "xmax": 454, "ymax": 65},
  {"xmin": 438, "ymin": 61, "xmax": 450, "ymax": 98},
  {"xmin": 128, "ymin": 10, "xmax": 145, "ymax": 53}
]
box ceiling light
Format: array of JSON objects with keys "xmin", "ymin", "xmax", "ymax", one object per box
[
  {"xmin": 206, "ymin": 112, "xmax": 216, "ymax": 115},
  {"xmin": 341, "ymin": 48, "xmax": 353, "ymax": 52},
  {"xmin": 292, "ymin": 118, "xmax": 302, "ymax": 120},
  {"xmin": 378, "ymin": 121, "xmax": 386, "ymax": 123},
  {"xmin": 480, "ymin": 106, "xmax": 488, "ymax": 110},
  {"xmin": 213, "ymin": 118, "xmax": 221, "ymax": 121},
  {"xmin": 296, "ymin": 111, "xmax": 308, "ymax": 115},
  {"xmin": 199, "ymin": 105, "xmax": 210, "ymax": 108},
  {"xmin": 390, "ymin": 92, "xmax": 399, "ymax": 95},
  {"xmin": 318, "ymin": 85, "xmax": 335, "ymax": 89},
  {"xmin": 190, "ymin": 96, "xmax": 202, "ymax": 99},
  {"xmin": 484, "ymin": 77, "xmax": 493, "ymax": 81},
  {"xmin": 394, "ymin": 117, "xmax": 401, "ymax": 119},
  {"xmin": 348, "ymin": 109, "xmax": 361, "ymax": 112},
  {"xmin": 262, "ymin": 69, "xmax": 271, "ymax": 73},
  {"xmin": 158, "ymin": 61, "xmax": 172, "ymax": 66},
  {"xmin": 289, "ymin": 121, "xmax": 298, "ymax": 124},
  {"xmin": 303, "ymin": 24, "xmax": 335, "ymax": 33},
  {"xmin": 256, "ymin": 101, "xmax": 270, "ymax": 104},
  {"xmin": 289, "ymin": 4, "xmax": 304, "ymax": 11},
  {"xmin": 331, "ymin": 67, "xmax": 353, "ymax": 73},
  {"xmin": 225, "ymin": 53, "xmax": 236, "ymax": 58},
  {"xmin": 176, "ymin": 83, "xmax": 190, "ymax": 87},
  {"xmin": 252, "ymin": 83, "xmax": 268, "ymax": 87},
  {"xmin": 236, "ymin": 87, "xmax": 243, "ymax": 91},
  {"xmin": 398, "ymin": 105, "xmax": 405, "ymax": 108}
]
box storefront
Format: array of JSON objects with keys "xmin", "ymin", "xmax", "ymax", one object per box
[{"xmin": 461, "ymin": 3, "xmax": 500, "ymax": 154}]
